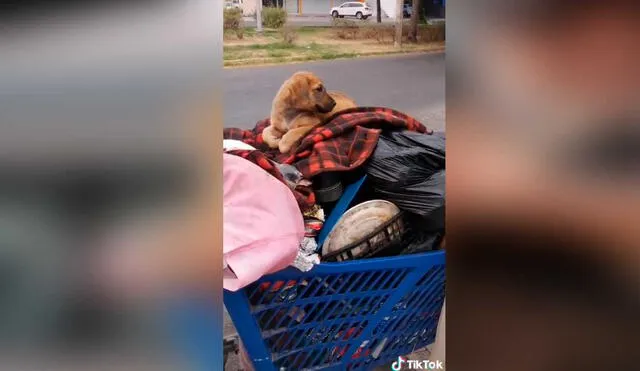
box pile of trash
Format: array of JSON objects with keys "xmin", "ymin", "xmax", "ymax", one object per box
[{"xmin": 223, "ymin": 107, "xmax": 445, "ymax": 291}]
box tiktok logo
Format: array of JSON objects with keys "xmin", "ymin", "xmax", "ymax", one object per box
[
  {"xmin": 391, "ymin": 356, "xmax": 406, "ymax": 370},
  {"xmin": 390, "ymin": 356, "xmax": 444, "ymax": 370}
]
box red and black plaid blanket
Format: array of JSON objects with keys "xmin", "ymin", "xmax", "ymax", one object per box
[{"xmin": 224, "ymin": 107, "xmax": 431, "ymax": 178}]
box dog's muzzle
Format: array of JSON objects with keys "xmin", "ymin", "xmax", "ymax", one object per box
[{"xmin": 317, "ymin": 98, "xmax": 336, "ymax": 113}]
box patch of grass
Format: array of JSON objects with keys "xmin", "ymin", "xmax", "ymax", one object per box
[
  {"xmin": 224, "ymin": 45, "xmax": 248, "ymax": 52},
  {"xmin": 295, "ymin": 26, "xmax": 324, "ymax": 35},
  {"xmin": 295, "ymin": 43, "xmax": 354, "ymax": 60},
  {"xmin": 271, "ymin": 56, "xmax": 288, "ymax": 64},
  {"xmin": 319, "ymin": 51, "xmax": 358, "ymax": 60},
  {"xmin": 234, "ymin": 26, "xmax": 323, "ymax": 41},
  {"xmin": 306, "ymin": 42, "xmax": 322, "ymax": 50},
  {"xmin": 267, "ymin": 49, "xmax": 292, "ymax": 58},
  {"xmin": 238, "ymin": 28, "xmax": 280, "ymax": 39},
  {"xmin": 223, "ymin": 49, "xmax": 258, "ymax": 61},
  {"xmin": 246, "ymin": 42, "xmax": 298, "ymax": 50}
]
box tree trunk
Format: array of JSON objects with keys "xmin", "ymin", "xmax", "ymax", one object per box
[
  {"xmin": 376, "ymin": 0, "xmax": 382, "ymax": 23},
  {"xmin": 256, "ymin": 0, "xmax": 263, "ymax": 34},
  {"xmin": 394, "ymin": 0, "xmax": 403, "ymax": 47},
  {"xmin": 408, "ymin": 0, "xmax": 419, "ymax": 42}
]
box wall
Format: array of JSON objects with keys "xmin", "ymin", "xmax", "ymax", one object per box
[
  {"xmin": 379, "ymin": 0, "xmax": 397, "ymax": 18},
  {"xmin": 301, "ymin": 0, "xmax": 330, "ymax": 14},
  {"xmin": 241, "ymin": 0, "xmax": 257, "ymax": 15},
  {"xmin": 285, "ymin": 0, "xmax": 298, "ymax": 14}
]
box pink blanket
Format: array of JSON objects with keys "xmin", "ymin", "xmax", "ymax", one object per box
[{"xmin": 223, "ymin": 154, "xmax": 304, "ymax": 291}]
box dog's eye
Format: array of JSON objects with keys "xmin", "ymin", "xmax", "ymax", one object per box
[{"xmin": 315, "ymin": 85, "xmax": 324, "ymax": 92}]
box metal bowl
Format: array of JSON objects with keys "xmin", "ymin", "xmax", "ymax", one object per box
[{"xmin": 322, "ymin": 200, "xmax": 401, "ymax": 259}]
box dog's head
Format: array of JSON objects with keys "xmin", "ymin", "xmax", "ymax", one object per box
[{"xmin": 282, "ymin": 71, "xmax": 336, "ymax": 113}]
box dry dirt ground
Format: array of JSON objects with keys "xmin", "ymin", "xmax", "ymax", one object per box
[{"xmin": 224, "ymin": 26, "xmax": 444, "ymax": 67}]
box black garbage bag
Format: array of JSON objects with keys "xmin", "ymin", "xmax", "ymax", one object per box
[
  {"xmin": 365, "ymin": 130, "xmax": 445, "ymax": 228},
  {"xmin": 371, "ymin": 213, "xmax": 445, "ymax": 258}
]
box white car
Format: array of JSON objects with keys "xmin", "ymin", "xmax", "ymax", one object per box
[{"xmin": 331, "ymin": 2, "xmax": 373, "ymax": 20}]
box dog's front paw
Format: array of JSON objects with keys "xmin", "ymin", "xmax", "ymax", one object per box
[
  {"xmin": 279, "ymin": 132, "xmax": 304, "ymax": 154},
  {"xmin": 261, "ymin": 126, "xmax": 281, "ymax": 149},
  {"xmin": 278, "ymin": 137, "xmax": 296, "ymax": 154}
]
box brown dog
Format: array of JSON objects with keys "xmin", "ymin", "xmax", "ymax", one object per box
[{"xmin": 262, "ymin": 71, "xmax": 356, "ymax": 153}]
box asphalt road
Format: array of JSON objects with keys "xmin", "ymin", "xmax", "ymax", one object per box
[{"xmin": 223, "ymin": 52, "xmax": 445, "ymax": 131}]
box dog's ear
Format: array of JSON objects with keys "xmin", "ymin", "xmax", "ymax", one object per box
[
  {"xmin": 285, "ymin": 85, "xmax": 298, "ymax": 107},
  {"xmin": 275, "ymin": 77, "xmax": 296, "ymax": 106}
]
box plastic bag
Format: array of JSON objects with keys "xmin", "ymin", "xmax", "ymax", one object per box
[{"xmin": 365, "ymin": 131, "xmax": 445, "ymax": 227}]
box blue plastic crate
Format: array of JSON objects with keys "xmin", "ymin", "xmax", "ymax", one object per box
[
  {"xmin": 226, "ymin": 250, "xmax": 445, "ymax": 371},
  {"xmin": 223, "ymin": 177, "xmax": 446, "ymax": 370}
]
